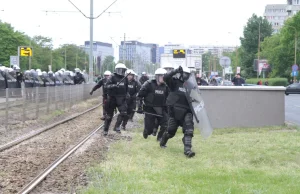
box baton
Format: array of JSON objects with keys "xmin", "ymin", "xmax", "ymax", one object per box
[
  {"xmin": 116, "ymin": 72, "xmax": 131, "ymax": 87},
  {"xmin": 133, "ymin": 110, "xmax": 163, "ymax": 117}
]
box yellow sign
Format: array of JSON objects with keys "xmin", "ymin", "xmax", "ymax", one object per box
[
  {"xmin": 20, "ymin": 47, "xmax": 32, "ymax": 56},
  {"xmin": 173, "ymin": 49, "xmax": 186, "ymax": 58},
  {"xmin": 173, "ymin": 49, "xmax": 185, "ymax": 55}
]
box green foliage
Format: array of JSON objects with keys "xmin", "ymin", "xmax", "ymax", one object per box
[
  {"xmin": 0, "ymin": 20, "xmax": 29, "ymax": 66},
  {"xmin": 240, "ymin": 14, "xmax": 273, "ymax": 78},
  {"xmin": 81, "ymin": 125, "xmax": 300, "ymax": 194},
  {"xmin": 246, "ymin": 78, "xmax": 288, "ymax": 86},
  {"xmin": 0, "ymin": 20, "xmax": 88, "ymax": 72},
  {"xmin": 260, "ymin": 11, "xmax": 300, "ymax": 79},
  {"xmin": 103, "ymin": 56, "xmax": 116, "ymax": 73}
]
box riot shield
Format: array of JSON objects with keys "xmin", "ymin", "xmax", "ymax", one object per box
[
  {"xmin": 183, "ymin": 73, "xmax": 213, "ymax": 139},
  {"xmin": 0, "ymin": 70, "xmax": 6, "ymax": 89},
  {"xmin": 6, "ymin": 71, "xmax": 17, "ymax": 88},
  {"xmin": 55, "ymin": 73, "xmax": 64, "ymax": 86}
]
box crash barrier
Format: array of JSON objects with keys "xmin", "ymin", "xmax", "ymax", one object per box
[
  {"xmin": 0, "ymin": 84, "xmax": 100, "ymax": 128},
  {"xmin": 199, "ymin": 86, "xmax": 286, "ymax": 128}
]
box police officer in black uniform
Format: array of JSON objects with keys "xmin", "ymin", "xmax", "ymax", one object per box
[
  {"xmin": 139, "ymin": 72, "xmax": 149, "ymax": 85},
  {"xmin": 74, "ymin": 68, "xmax": 85, "ymax": 85},
  {"xmin": 121, "ymin": 69, "xmax": 141, "ymax": 130},
  {"xmin": 103, "ymin": 63, "xmax": 128, "ymax": 135},
  {"xmin": 48, "ymin": 71, "xmax": 56, "ymax": 86},
  {"xmin": 90, "ymin": 70, "xmax": 112, "ymax": 120},
  {"xmin": 137, "ymin": 68, "xmax": 169, "ymax": 141},
  {"xmin": 13, "ymin": 65, "xmax": 23, "ymax": 88},
  {"xmin": 160, "ymin": 66, "xmax": 196, "ymax": 158}
]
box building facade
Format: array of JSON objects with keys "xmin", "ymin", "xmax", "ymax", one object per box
[
  {"xmin": 264, "ymin": 1, "xmax": 300, "ymax": 33},
  {"xmin": 189, "ymin": 45, "xmax": 236, "ymax": 57},
  {"xmin": 119, "ymin": 40, "xmax": 152, "ymax": 75},
  {"xmin": 84, "ymin": 41, "xmax": 114, "ymax": 74}
]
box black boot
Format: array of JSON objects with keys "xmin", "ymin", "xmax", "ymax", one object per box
[
  {"xmin": 182, "ymin": 136, "xmax": 195, "ymax": 158},
  {"xmin": 160, "ymin": 133, "xmax": 169, "ymax": 148},
  {"xmin": 114, "ymin": 126, "xmax": 121, "ymax": 133},
  {"xmin": 152, "ymin": 128, "xmax": 158, "ymax": 136},
  {"xmin": 143, "ymin": 129, "xmax": 148, "ymax": 139}
]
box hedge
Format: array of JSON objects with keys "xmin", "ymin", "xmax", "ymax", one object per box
[{"xmin": 246, "ymin": 78, "xmax": 288, "ymax": 86}]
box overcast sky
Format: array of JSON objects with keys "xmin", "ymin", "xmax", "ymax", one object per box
[{"xmin": 0, "ymin": 0, "xmax": 285, "ymax": 57}]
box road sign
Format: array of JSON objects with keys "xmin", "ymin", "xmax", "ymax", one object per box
[
  {"xmin": 19, "ymin": 46, "xmax": 32, "ymax": 56},
  {"xmin": 219, "ymin": 56, "xmax": 231, "ymax": 68},
  {"xmin": 237, "ymin": 67, "xmax": 241, "ymax": 74},
  {"xmin": 195, "ymin": 60, "xmax": 201, "ymax": 69},
  {"xmin": 292, "ymin": 71, "xmax": 299, "ymax": 77},
  {"xmin": 292, "ymin": 64, "xmax": 298, "ymax": 71},
  {"xmin": 10, "ymin": 56, "xmax": 19, "ymax": 67},
  {"xmin": 225, "ymin": 66, "xmax": 233, "ymax": 74}
]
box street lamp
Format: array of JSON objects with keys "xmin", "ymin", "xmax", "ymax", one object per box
[{"xmin": 257, "ymin": 22, "xmax": 261, "ymax": 79}]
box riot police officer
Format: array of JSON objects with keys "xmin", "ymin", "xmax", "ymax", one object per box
[
  {"xmin": 121, "ymin": 69, "xmax": 141, "ymax": 130},
  {"xmin": 104, "ymin": 63, "xmax": 128, "ymax": 135},
  {"xmin": 55, "ymin": 71, "xmax": 64, "ymax": 86},
  {"xmin": 137, "ymin": 68, "xmax": 168, "ymax": 141},
  {"xmin": 0, "ymin": 66, "xmax": 6, "ymax": 90},
  {"xmin": 74, "ymin": 68, "xmax": 85, "ymax": 85},
  {"xmin": 139, "ymin": 72, "xmax": 149, "ymax": 85},
  {"xmin": 160, "ymin": 66, "xmax": 196, "ymax": 158},
  {"xmin": 90, "ymin": 70, "xmax": 112, "ymax": 120},
  {"xmin": 162, "ymin": 62, "xmax": 174, "ymax": 73},
  {"xmin": 13, "ymin": 65, "xmax": 23, "ymax": 88},
  {"xmin": 48, "ymin": 71, "xmax": 56, "ymax": 86}
]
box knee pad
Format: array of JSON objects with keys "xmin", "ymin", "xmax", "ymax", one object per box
[{"xmin": 184, "ymin": 128, "xmax": 194, "ymax": 137}]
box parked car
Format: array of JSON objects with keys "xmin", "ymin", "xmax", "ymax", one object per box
[
  {"xmin": 222, "ymin": 81, "xmax": 233, "ymax": 86},
  {"xmin": 285, "ymin": 83, "xmax": 300, "ymax": 95}
]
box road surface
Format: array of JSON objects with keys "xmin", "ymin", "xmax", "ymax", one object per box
[{"xmin": 285, "ymin": 95, "xmax": 300, "ymax": 126}]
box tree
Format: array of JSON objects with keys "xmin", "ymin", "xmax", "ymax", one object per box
[
  {"xmin": 260, "ymin": 11, "xmax": 300, "ymax": 79},
  {"xmin": 0, "ymin": 21, "xmax": 29, "ymax": 67},
  {"xmin": 240, "ymin": 14, "xmax": 273, "ymax": 78},
  {"xmin": 103, "ymin": 56, "xmax": 116, "ymax": 73}
]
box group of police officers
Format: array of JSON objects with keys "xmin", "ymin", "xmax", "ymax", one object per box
[
  {"xmin": 91, "ymin": 63, "xmax": 197, "ymax": 158},
  {"xmin": 0, "ymin": 65, "xmax": 86, "ymax": 90}
]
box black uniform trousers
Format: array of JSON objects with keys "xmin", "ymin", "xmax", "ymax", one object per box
[
  {"xmin": 104, "ymin": 96, "xmax": 127, "ymax": 132},
  {"xmin": 161, "ymin": 106, "xmax": 195, "ymax": 153},
  {"xmin": 122, "ymin": 97, "xmax": 136, "ymax": 127},
  {"xmin": 144, "ymin": 106, "xmax": 168, "ymax": 140}
]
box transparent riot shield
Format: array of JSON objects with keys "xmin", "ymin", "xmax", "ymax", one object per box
[{"xmin": 183, "ymin": 73, "xmax": 213, "ymax": 139}]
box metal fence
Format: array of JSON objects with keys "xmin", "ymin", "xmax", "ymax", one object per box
[{"xmin": 0, "ymin": 84, "xmax": 98, "ymax": 128}]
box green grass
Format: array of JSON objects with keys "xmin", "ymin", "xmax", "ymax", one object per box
[{"xmin": 80, "ymin": 126, "xmax": 300, "ymax": 194}]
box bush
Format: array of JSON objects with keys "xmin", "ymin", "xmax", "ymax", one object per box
[{"xmin": 246, "ymin": 78, "xmax": 288, "ymax": 86}]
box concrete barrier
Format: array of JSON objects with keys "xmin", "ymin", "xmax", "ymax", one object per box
[{"xmin": 198, "ymin": 86, "xmax": 286, "ymax": 128}]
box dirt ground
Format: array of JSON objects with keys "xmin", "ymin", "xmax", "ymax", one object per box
[
  {"xmin": 0, "ymin": 97, "xmax": 101, "ymax": 146},
  {"xmin": 0, "ymin": 99, "xmax": 104, "ymax": 193},
  {"xmin": 31, "ymin": 114, "xmax": 144, "ymax": 193}
]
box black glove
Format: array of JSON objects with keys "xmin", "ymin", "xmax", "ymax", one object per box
[
  {"xmin": 175, "ymin": 66, "xmax": 183, "ymax": 74},
  {"xmin": 126, "ymin": 94, "xmax": 131, "ymax": 100},
  {"xmin": 89, "ymin": 90, "xmax": 93, "ymax": 95}
]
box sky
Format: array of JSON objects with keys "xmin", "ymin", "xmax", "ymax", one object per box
[{"xmin": 0, "ymin": 0, "xmax": 286, "ymax": 59}]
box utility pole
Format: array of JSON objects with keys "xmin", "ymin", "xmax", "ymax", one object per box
[
  {"xmin": 29, "ymin": 41, "xmax": 32, "ymax": 70},
  {"xmin": 257, "ymin": 22, "xmax": 261, "ymax": 79},
  {"xmin": 64, "ymin": 46, "xmax": 67, "ymax": 69},
  {"xmin": 76, "ymin": 46, "xmax": 78, "ymax": 68},
  {"xmin": 68, "ymin": 0, "xmax": 119, "ymax": 83},
  {"xmin": 89, "ymin": 0, "xmax": 93, "ymax": 82}
]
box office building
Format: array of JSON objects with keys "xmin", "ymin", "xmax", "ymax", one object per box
[
  {"xmin": 119, "ymin": 40, "xmax": 152, "ymax": 75},
  {"xmin": 264, "ymin": 1, "xmax": 300, "ymax": 33},
  {"xmin": 84, "ymin": 41, "xmax": 114, "ymax": 73}
]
